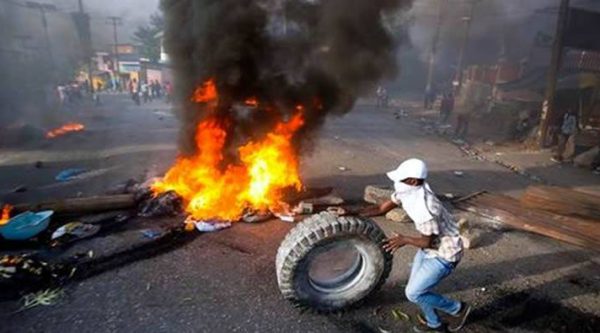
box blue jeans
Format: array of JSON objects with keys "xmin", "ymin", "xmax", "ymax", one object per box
[{"xmin": 405, "ymin": 250, "xmax": 461, "ymax": 328}]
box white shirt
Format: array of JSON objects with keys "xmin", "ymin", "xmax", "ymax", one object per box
[{"xmin": 391, "ymin": 183, "xmax": 464, "ymax": 262}]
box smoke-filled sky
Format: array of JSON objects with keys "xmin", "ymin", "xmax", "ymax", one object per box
[{"xmin": 51, "ymin": 0, "xmax": 161, "ymax": 48}]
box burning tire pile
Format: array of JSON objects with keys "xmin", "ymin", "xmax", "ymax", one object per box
[{"xmin": 276, "ymin": 212, "xmax": 392, "ymax": 312}]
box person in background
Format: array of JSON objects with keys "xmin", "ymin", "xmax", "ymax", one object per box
[
  {"xmin": 359, "ymin": 159, "xmax": 470, "ymax": 332},
  {"xmin": 141, "ymin": 81, "xmax": 150, "ymax": 103},
  {"xmin": 164, "ymin": 81, "xmax": 173, "ymax": 104},
  {"xmin": 425, "ymin": 85, "xmax": 437, "ymax": 110},
  {"xmin": 376, "ymin": 86, "xmax": 389, "ymax": 108},
  {"xmin": 130, "ymin": 78, "xmax": 140, "ymax": 106},
  {"xmin": 552, "ymin": 108, "xmax": 579, "ymax": 162},
  {"xmin": 153, "ymin": 80, "xmax": 162, "ymax": 99},
  {"xmin": 440, "ymin": 92, "xmax": 455, "ymax": 124}
]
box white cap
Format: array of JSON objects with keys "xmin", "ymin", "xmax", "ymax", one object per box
[{"xmin": 386, "ymin": 158, "xmax": 428, "ymax": 182}]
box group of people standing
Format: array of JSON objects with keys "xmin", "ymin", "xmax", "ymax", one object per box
[{"xmin": 128, "ymin": 79, "xmax": 173, "ymax": 106}]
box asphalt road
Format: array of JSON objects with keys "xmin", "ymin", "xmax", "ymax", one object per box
[{"xmin": 1, "ymin": 94, "xmax": 599, "ymax": 333}]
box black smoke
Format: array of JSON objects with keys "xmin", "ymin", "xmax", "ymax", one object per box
[{"xmin": 161, "ymin": 0, "xmax": 412, "ymax": 155}]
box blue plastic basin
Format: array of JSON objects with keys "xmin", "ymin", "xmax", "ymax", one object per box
[{"xmin": 0, "ymin": 210, "xmax": 53, "ymax": 240}]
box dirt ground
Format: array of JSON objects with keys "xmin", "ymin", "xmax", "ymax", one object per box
[{"xmin": 0, "ymin": 94, "xmax": 599, "ymax": 333}]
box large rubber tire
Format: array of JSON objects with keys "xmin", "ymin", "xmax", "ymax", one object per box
[{"xmin": 276, "ymin": 212, "xmax": 393, "ymax": 313}]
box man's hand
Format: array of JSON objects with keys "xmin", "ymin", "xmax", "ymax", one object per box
[{"xmin": 382, "ymin": 233, "xmax": 407, "ymax": 253}]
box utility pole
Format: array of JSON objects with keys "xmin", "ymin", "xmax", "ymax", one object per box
[
  {"xmin": 537, "ymin": 0, "xmax": 570, "ymax": 147},
  {"xmin": 25, "ymin": 1, "xmax": 57, "ymax": 72},
  {"xmin": 75, "ymin": 0, "xmax": 94, "ymax": 93},
  {"xmin": 455, "ymin": 0, "xmax": 478, "ymax": 92},
  {"xmin": 107, "ymin": 16, "xmax": 122, "ymax": 88},
  {"xmin": 425, "ymin": 0, "xmax": 447, "ymax": 93}
]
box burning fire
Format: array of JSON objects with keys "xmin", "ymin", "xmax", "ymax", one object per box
[
  {"xmin": 191, "ymin": 79, "xmax": 218, "ymax": 103},
  {"xmin": 0, "ymin": 205, "xmax": 13, "ymax": 226},
  {"xmin": 46, "ymin": 122, "xmax": 85, "ymax": 139},
  {"xmin": 153, "ymin": 80, "xmax": 305, "ymax": 221},
  {"xmin": 245, "ymin": 98, "xmax": 258, "ymax": 107}
]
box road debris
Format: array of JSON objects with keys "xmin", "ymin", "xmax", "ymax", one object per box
[
  {"xmin": 326, "ymin": 206, "xmax": 347, "ymax": 216},
  {"xmin": 141, "ymin": 229, "xmax": 163, "ymax": 239},
  {"xmin": 51, "ymin": 222, "xmax": 101, "ymax": 242},
  {"xmin": 13, "ymin": 194, "xmax": 136, "ymax": 216},
  {"xmin": 55, "ymin": 168, "xmax": 86, "ymax": 182},
  {"xmin": 138, "ymin": 190, "xmax": 183, "ymax": 217},
  {"xmin": 242, "ymin": 210, "xmax": 273, "ymax": 223},
  {"xmin": 292, "ymin": 202, "xmax": 314, "ymax": 215},
  {"xmin": 0, "ymin": 211, "xmax": 52, "ymax": 240},
  {"xmin": 190, "ymin": 219, "xmax": 232, "ymax": 233},
  {"xmin": 456, "ymin": 192, "xmax": 600, "ymax": 250},
  {"xmin": 16, "ymin": 288, "xmax": 64, "ymax": 312}
]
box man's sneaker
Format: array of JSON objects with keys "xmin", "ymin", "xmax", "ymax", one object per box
[
  {"xmin": 447, "ymin": 302, "xmax": 472, "ymax": 332},
  {"xmin": 413, "ymin": 322, "xmax": 448, "ymax": 333}
]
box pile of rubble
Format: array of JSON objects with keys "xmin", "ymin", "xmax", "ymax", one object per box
[{"xmin": 0, "ymin": 177, "xmax": 348, "ymax": 305}]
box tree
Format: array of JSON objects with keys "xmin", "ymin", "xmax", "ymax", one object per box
[{"xmin": 132, "ymin": 12, "xmax": 164, "ymax": 63}]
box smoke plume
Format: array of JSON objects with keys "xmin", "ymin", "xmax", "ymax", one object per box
[{"xmin": 161, "ymin": 0, "xmax": 412, "ymax": 155}]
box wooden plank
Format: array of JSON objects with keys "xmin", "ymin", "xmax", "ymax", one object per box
[
  {"xmin": 521, "ymin": 186, "xmax": 600, "ymax": 222},
  {"xmin": 13, "ymin": 194, "xmax": 136, "ymax": 215},
  {"xmin": 477, "ymin": 194, "xmax": 598, "ymax": 237},
  {"xmin": 457, "ymin": 193, "xmax": 600, "ymax": 251}
]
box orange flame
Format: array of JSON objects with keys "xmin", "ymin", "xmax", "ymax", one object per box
[
  {"xmin": 245, "ymin": 98, "xmax": 258, "ymax": 107},
  {"xmin": 0, "ymin": 205, "xmax": 13, "ymax": 226},
  {"xmin": 191, "ymin": 79, "xmax": 218, "ymax": 103},
  {"xmin": 153, "ymin": 80, "xmax": 305, "ymax": 221},
  {"xmin": 46, "ymin": 123, "xmax": 85, "ymax": 139}
]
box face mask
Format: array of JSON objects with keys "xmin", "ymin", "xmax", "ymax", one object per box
[{"xmin": 394, "ymin": 181, "xmax": 419, "ymax": 194}]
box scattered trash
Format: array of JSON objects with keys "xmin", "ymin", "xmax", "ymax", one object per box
[
  {"xmin": 338, "ymin": 166, "xmax": 349, "ymax": 172},
  {"xmin": 55, "ymin": 168, "xmax": 86, "ymax": 182},
  {"xmin": 16, "ymin": 288, "xmax": 64, "ymax": 313},
  {"xmin": 138, "ymin": 190, "xmax": 183, "ymax": 217},
  {"xmin": 484, "ymin": 140, "xmax": 495, "ymax": 146},
  {"xmin": 51, "ymin": 222, "xmax": 100, "ymax": 242},
  {"xmin": 34, "ymin": 161, "xmax": 44, "ymax": 169},
  {"xmin": 0, "ymin": 255, "xmax": 72, "ymax": 299},
  {"xmin": 391, "ymin": 308, "xmax": 410, "ymax": 321},
  {"xmin": 271, "ymin": 202, "xmax": 297, "ymax": 222},
  {"xmin": 292, "ymin": 202, "xmax": 314, "ymax": 215},
  {"xmin": 453, "ymin": 171, "xmax": 464, "ymax": 177},
  {"xmin": 11, "ymin": 185, "xmax": 27, "ymax": 193},
  {"xmin": 141, "ymin": 229, "xmax": 162, "ymax": 239},
  {"xmin": 274, "ymin": 213, "xmax": 296, "ymax": 223},
  {"xmin": 0, "ymin": 211, "xmax": 53, "ymax": 240},
  {"xmin": 191, "ymin": 220, "xmax": 232, "ymax": 233},
  {"xmin": 326, "ymin": 206, "xmax": 347, "ymax": 216},
  {"xmin": 242, "ymin": 210, "xmax": 273, "ymax": 223}
]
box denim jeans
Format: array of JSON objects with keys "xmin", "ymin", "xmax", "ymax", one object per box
[{"xmin": 405, "ymin": 249, "xmax": 461, "ymax": 328}]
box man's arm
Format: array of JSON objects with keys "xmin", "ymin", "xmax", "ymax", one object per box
[
  {"xmin": 358, "ymin": 200, "xmax": 397, "ymax": 217},
  {"xmin": 382, "ymin": 233, "xmax": 434, "ymax": 253}
]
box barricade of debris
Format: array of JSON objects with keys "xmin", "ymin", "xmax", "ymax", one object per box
[{"xmin": 0, "ymin": 178, "xmax": 347, "ymax": 304}]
